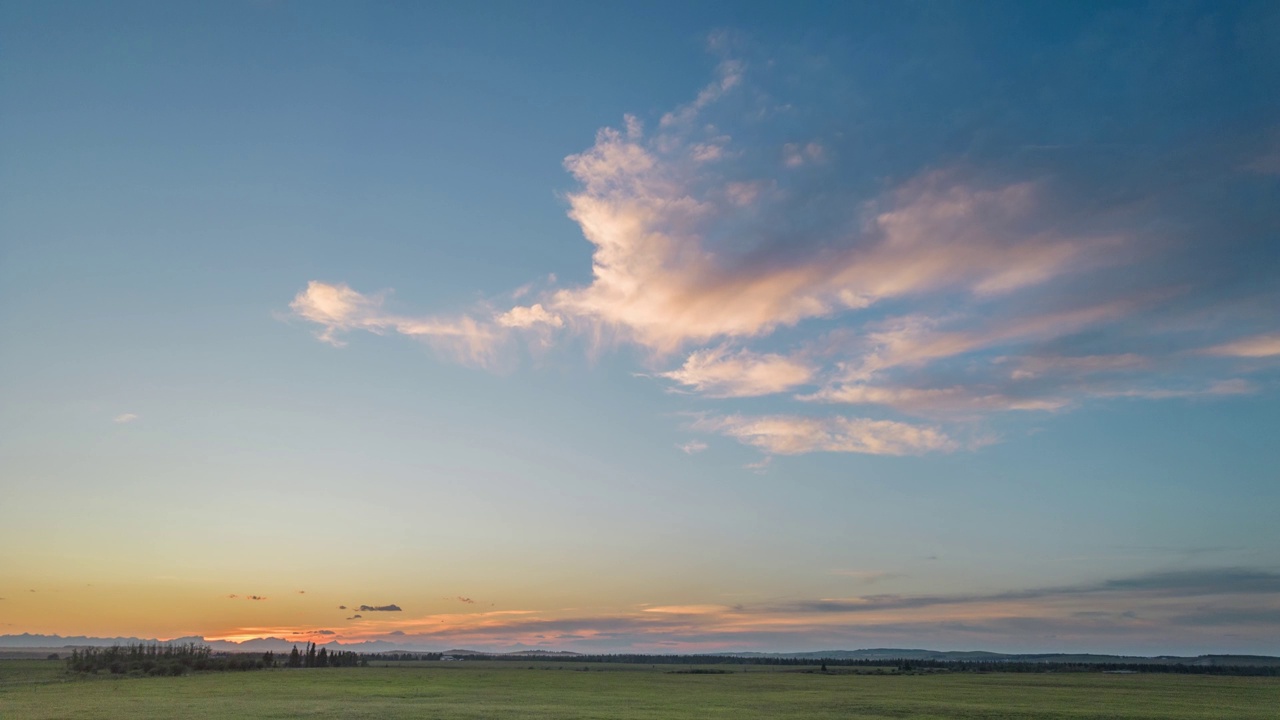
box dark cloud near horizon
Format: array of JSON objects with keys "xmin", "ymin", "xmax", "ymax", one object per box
[
  {"xmin": 1099, "ymin": 568, "xmax": 1280, "ymax": 595},
  {"xmin": 346, "ymin": 614, "xmax": 362, "ymax": 620},
  {"xmin": 1171, "ymin": 607, "xmax": 1280, "ymax": 627},
  {"xmin": 457, "ymin": 597, "xmax": 474, "ymax": 604},
  {"xmin": 776, "ymin": 567, "xmax": 1280, "ymax": 614},
  {"xmin": 359, "ymin": 604, "xmax": 402, "ymax": 612}
]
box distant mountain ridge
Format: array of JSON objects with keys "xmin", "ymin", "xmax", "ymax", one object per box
[
  {"xmin": 2, "ymin": 635, "xmax": 1276, "ymax": 665},
  {"xmin": 725, "ymin": 648, "xmax": 1280, "ymax": 666}
]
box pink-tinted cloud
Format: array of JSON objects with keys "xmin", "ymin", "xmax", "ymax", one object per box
[
  {"xmin": 836, "ymin": 302, "xmax": 1137, "ymax": 383},
  {"xmin": 661, "ymin": 346, "xmax": 816, "ymax": 397},
  {"xmin": 1201, "ymin": 333, "xmax": 1280, "ymax": 358},
  {"xmin": 550, "ymin": 125, "xmax": 1118, "ymax": 354},
  {"xmin": 290, "ymin": 281, "xmax": 501, "ymax": 366},
  {"xmin": 801, "ymin": 384, "xmax": 1068, "ymax": 415},
  {"xmin": 694, "ymin": 414, "xmax": 957, "ymax": 456},
  {"xmin": 495, "ymin": 303, "xmax": 563, "ymax": 329},
  {"xmin": 286, "ymin": 45, "xmax": 1269, "ymax": 463}
]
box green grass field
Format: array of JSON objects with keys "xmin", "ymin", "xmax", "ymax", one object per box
[{"xmin": 2, "ymin": 659, "xmax": 1277, "ymax": 719}]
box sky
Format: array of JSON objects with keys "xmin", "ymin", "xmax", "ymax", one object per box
[{"xmin": 1, "ymin": 1, "xmax": 1278, "ymax": 656}]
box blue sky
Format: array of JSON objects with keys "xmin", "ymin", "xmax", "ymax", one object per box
[{"xmin": 1, "ymin": 1, "xmax": 1278, "ymax": 654}]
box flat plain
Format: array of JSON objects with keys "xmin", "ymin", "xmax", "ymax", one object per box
[{"xmin": 2, "ymin": 659, "xmax": 1278, "ymax": 719}]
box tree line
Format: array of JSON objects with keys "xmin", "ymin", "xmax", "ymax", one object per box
[
  {"xmin": 65, "ymin": 643, "xmax": 270, "ymax": 676},
  {"xmin": 65, "ymin": 642, "xmax": 364, "ymax": 676},
  {"xmin": 286, "ymin": 642, "xmax": 362, "ymax": 668}
]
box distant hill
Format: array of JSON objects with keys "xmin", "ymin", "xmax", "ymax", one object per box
[
  {"xmin": 725, "ymin": 648, "xmax": 1280, "ymax": 666},
  {"xmin": 1, "ymin": 635, "xmax": 1275, "ymax": 666}
]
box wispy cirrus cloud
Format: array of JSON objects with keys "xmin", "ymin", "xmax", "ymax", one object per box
[
  {"xmin": 660, "ymin": 346, "xmax": 815, "ymax": 397},
  {"xmin": 693, "ymin": 414, "xmax": 957, "ymax": 457},
  {"xmin": 290, "ymin": 281, "xmax": 502, "ymax": 367},
  {"xmin": 677, "ymin": 440, "xmax": 708, "ymax": 455},
  {"xmin": 1088, "ymin": 379, "xmax": 1255, "ymax": 400},
  {"xmin": 779, "ymin": 568, "xmax": 1280, "ymax": 615},
  {"xmin": 112, "ymin": 413, "xmax": 139, "ymax": 424},
  {"xmin": 1201, "ymin": 333, "xmax": 1280, "ymax": 358}
]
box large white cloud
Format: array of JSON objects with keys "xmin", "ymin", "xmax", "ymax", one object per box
[
  {"xmin": 549, "ymin": 124, "xmax": 1118, "ymax": 354},
  {"xmin": 288, "ymin": 43, "xmax": 1272, "ymax": 462}
]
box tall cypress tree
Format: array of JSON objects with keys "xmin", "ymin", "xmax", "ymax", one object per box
[{"xmin": 288, "ymin": 645, "xmax": 301, "ymax": 668}]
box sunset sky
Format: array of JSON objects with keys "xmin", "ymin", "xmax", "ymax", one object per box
[{"xmin": 2, "ymin": 1, "xmax": 1278, "ymax": 655}]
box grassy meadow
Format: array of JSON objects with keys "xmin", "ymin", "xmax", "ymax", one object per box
[{"xmin": 2, "ymin": 659, "xmax": 1278, "ymax": 719}]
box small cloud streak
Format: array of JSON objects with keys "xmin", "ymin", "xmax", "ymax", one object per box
[
  {"xmin": 1092, "ymin": 379, "xmax": 1255, "ymax": 400},
  {"xmin": 1201, "ymin": 333, "xmax": 1280, "ymax": 358},
  {"xmin": 642, "ymin": 605, "xmax": 734, "ymax": 615},
  {"xmin": 290, "ymin": 281, "xmax": 502, "ymax": 367},
  {"xmin": 694, "ymin": 414, "xmax": 957, "ymax": 456},
  {"xmin": 112, "ymin": 413, "xmax": 139, "ymax": 424},
  {"xmin": 661, "ymin": 346, "xmax": 815, "ymax": 397},
  {"xmin": 801, "ymin": 383, "xmax": 1068, "ymax": 416},
  {"xmin": 495, "ymin": 304, "xmax": 563, "ymax": 329},
  {"xmin": 358, "ymin": 604, "xmax": 402, "ymax": 612},
  {"xmin": 783, "ymin": 141, "xmax": 825, "ymax": 167},
  {"xmin": 677, "ymin": 440, "xmax": 708, "ymax": 455}
]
